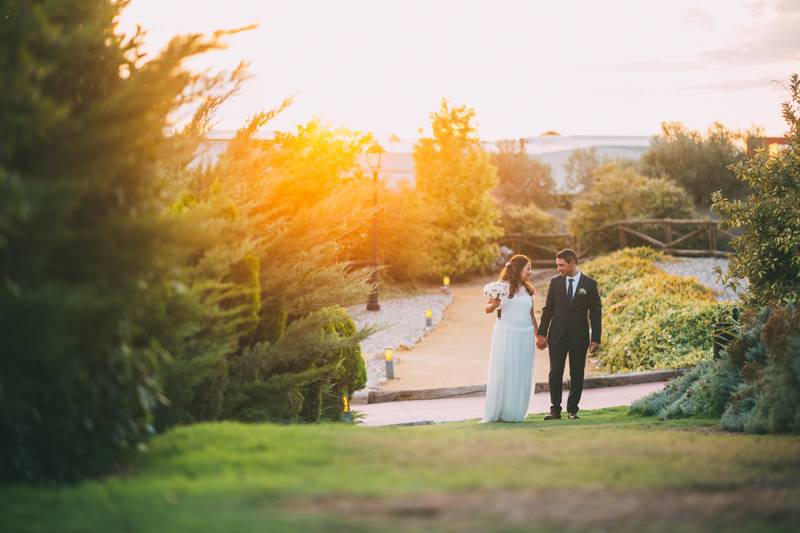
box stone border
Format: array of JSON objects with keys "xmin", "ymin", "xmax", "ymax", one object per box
[{"xmin": 365, "ymin": 368, "xmax": 684, "ymax": 404}]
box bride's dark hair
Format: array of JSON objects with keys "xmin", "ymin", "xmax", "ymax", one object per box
[{"xmin": 498, "ymin": 254, "xmax": 535, "ymax": 298}]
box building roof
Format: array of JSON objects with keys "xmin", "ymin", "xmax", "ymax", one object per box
[{"xmin": 196, "ymin": 131, "xmax": 653, "ymax": 191}]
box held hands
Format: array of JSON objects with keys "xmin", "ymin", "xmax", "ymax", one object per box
[{"xmin": 536, "ymin": 335, "xmax": 548, "ymax": 350}]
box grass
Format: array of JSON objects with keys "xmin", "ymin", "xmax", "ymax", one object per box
[{"xmin": 2, "ymin": 407, "xmax": 799, "ymax": 532}]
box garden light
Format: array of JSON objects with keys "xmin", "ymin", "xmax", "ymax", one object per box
[{"xmin": 385, "ymin": 349, "xmax": 395, "ymax": 379}]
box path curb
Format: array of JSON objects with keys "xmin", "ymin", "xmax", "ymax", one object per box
[{"xmin": 366, "ymin": 368, "xmax": 684, "ymax": 404}]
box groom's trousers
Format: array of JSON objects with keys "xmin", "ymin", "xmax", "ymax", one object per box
[{"xmin": 548, "ymin": 334, "xmax": 588, "ymax": 413}]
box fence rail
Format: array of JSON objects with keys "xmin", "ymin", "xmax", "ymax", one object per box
[{"xmin": 500, "ymin": 219, "xmax": 733, "ymax": 267}]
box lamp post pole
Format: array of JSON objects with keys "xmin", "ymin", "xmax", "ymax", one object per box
[
  {"xmin": 365, "ymin": 143, "xmax": 384, "ymax": 311},
  {"xmin": 366, "ymin": 168, "xmax": 380, "ymax": 311}
]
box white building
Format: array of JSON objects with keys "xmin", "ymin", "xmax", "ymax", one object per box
[{"xmin": 197, "ymin": 131, "xmax": 652, "ymax": 192}]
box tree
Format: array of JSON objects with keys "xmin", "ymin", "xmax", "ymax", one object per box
[
  {"xmin": 492, "ymin": 139, "xmax": 555, "ymax": 208},
  {"xmin": 641, "ymin": 121, "xmax": 753, "ymax": 207},
  {"xmin": 0, "ymin": 0, "xmax": 241, "ymax": 482},
  {"xmin": 563, "ymin": 148, "xmax": 639, "ymax": 193},
  {"xmin": 712, "ymin": 74, "xmax": 800, "ymax": 308},
  {"xmin": 414, "ymin": 100, "xmax": 502, "ymax": 277},
  {"xmin": 563, "ymin": 147, "xmax": 601, "ymax": 193},
  {"xmin": 567, "ymin": 163, "xmax": 695, "ymax": 241},
  {"xmin": 194, "ymin": 114, "xmax": 375, "ymax": 423},
  {"xmin": 341, "ymin": 181, "xmax": 437, "ymax": 282}
]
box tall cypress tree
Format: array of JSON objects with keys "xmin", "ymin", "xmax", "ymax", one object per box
[{"xmin": 0, "ymin": 0, "xmax": 234, "ymax": 482}]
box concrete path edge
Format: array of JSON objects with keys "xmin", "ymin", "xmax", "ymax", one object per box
[{"xmin": 364, "ymin": 368, "xmax": 685, "ymax": 404}]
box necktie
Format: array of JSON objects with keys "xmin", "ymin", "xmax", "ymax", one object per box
[{"xmin": 568, "ymin": 278, "xmax": 574, "ymax": 303}]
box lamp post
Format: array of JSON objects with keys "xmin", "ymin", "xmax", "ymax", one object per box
[{"xmin": 365, "ymin": 143, "xmax": 384, "ymax": 311}]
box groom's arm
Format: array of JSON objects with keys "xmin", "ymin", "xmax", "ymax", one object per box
[
  {"xmin": 539, "ymin": 278, "xmax": 555, "ymax": 337},
  {"xmin": 589, "ymin": 280, "xmax": 602, "ymax": 343}
]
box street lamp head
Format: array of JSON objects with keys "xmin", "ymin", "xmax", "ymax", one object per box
[{"xmin": 366, "ymin": 143, "xmax": 385, "ymax": 171}]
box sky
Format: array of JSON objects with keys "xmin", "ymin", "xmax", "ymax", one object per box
[{"xmin": 118, "ymin": 0, "xmax": 800, "ymax": 139}]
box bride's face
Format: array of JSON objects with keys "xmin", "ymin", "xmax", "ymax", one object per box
[{"xmin": 521, "ymin": 262, "xmax": 532, "ymax": 281}]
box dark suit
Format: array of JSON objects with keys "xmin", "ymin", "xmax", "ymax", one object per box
[{"xmin": 538, "ymin": 272, "xmax": 602, "ymax": 413}]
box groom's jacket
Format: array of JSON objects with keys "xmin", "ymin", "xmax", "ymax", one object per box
[{"xmin": 539, "ymin": 274, "xmax": 602, "ymax": 345}]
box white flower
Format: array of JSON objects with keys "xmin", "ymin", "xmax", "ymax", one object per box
[{"xmin": 483, "ymin": 280, "xmax": 510, "ymax": 300}]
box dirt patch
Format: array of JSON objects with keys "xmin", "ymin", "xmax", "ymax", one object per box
[{"xmin": 283, "ymin": 485, "xmax": 800, "ymax": 531}]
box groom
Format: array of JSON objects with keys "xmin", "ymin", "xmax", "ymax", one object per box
[{"xmin": 537, "ymin": 249, "xmax": 602, "ymax": 420}]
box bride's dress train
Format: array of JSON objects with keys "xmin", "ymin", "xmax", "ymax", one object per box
[{"xmin": 481, "ymin": 285, "xmax": 535, "ymax": 423}]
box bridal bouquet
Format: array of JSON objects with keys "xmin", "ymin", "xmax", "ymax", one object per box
[{"xmin": 483, "ymin": 280, "xmax": 510, "ymax": 300}]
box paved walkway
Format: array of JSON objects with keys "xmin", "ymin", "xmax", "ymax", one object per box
[
  {"xmin": 356, "ymin": 381, "xmax": 666, "ymax": 426},
  {"xmin": 379, "ymin": 271, "xmax": 605, "ymax": 392}
]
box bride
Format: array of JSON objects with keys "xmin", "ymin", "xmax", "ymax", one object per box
[{"xmin": 481, "ymin": 254, "xmax": 538, "ymax": 423}]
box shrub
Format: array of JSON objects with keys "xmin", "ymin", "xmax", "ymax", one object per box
[
  {"xmin": 153, "ymin": 253, "xmax": 260, "ymax": 431},
  {"xmin": 602, "ymin": 301, "xmax": 733, "ymax": 371},
  {"xmin": 721, "ymin": 303, "xmax": 800, "ymax": 433},
  {"xmin": 580, "ymin": 247, "xmax": 663, "ymax": 296},
  {"xmin": 319, "ymin": 311, "xmax": 368, "ymax": 421},
  {"xmin": 568, "ymin": 163, "xmax": 695, "ymax": 251},
  {"xmin": 712, "ymin": 74, "xmax": 800, "ymax": 308},
  {"xmin": 224, "ymin": 307, "xmax": 371, "ymax": 423},
  {"xmin": 630, "ymin": 357, "xmax": 742, "ymax": 418},
  {"xmin": 300, "ymin": 308, "xmax": 367, "ymax": 423},
  {"xmin": 633, "ymin": 301, "xmax": 800, "ymax": 435},
  {"xmin": 499, "ymin": 203, "xmax": 555, "ymax": 236},
  {"xmin": 583, "ymin": 248, "xmax": 732, "ymax": 372}
]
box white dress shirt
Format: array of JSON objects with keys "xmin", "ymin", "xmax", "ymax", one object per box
[{"xmin": 566, "ymin": 270, "xmax": 581, "ymax": 299}]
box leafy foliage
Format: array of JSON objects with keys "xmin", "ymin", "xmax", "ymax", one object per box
[
  {"xmin": 633, "ymin": 302, "xmax": 800, "ymax": 434},
  {"xmin": 224, "ymin": 307, "xmax": 370, "ymax": 423},
  {"xmin": 499, "ymin": 203, "xmax": 555, "ymax": 236},
  {"xmin": 0, "ymin": 1, "xmax": 381, "ymax": 482},
  {"xmin": 567, "ymin": 163, "xmax": 695, "ymax": 243},
  {"xmin": 414, "ymin": 99, "xmax": 502, "ymax": 277},
  {"xmin": 584, "ymin": 248, "xmax": 732, "ymax": 371},
  {"xmin": 188, "ymin": 115, "xmax": 376, "ymax": 423},
  {"xmin": 634, "ymin": 76, "xmax": 800, "ymax": 434},
  {"xmin": 563, "ymin": 147, "xmax": 639, "ymax": 193},
  {"xmin": 492, "ymin": 139, "xmax": 555, "ymax": 208},
  {"xmin": 0, "ymin": 0, "xmax": 244, "ymax": 482},
  {"xmin": 641, "ymin": 121, "xmax": 753, "ymax": 207},
  {"xmin": 341, "ymin": 181, "xmax": 437, "ymax": 282},
  {"xmin": 712, "ymin": 74, "xmax": 800, "ymax": 308}
]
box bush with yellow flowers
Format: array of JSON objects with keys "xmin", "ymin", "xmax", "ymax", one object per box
[{"xmin": 583, "ymin": 248, "xmax": 734, "ymax": 372}]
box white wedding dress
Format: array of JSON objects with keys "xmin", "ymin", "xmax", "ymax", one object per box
[{"xmin": 481, "ymin": 284, "xmax": 535, "ymax": 423}]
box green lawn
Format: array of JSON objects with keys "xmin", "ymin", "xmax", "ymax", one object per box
[{"xmin": 3, "ymin": 407, "xmax": 799, "ymax": 532}]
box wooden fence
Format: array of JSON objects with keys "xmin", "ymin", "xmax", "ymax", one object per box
[{"xmin": 500, "ymin": 219, "xmax": 732, "ymax": 267}]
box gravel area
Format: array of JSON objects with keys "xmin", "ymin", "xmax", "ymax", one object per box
[
  {"xmin": 655, "ymin": 257, "xmax": 748, "ymax": 302},
  {"xmin": 347, "ymin": 290, "xmax": 454, "ymax": 396}
]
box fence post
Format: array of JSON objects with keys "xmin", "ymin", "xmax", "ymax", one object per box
[
  {"xmin": 708, "ymin": 223, "xmax": 717, "ymax": 253},
  {"xmin": 664, "ymin": 223, "xmax": 672, "ymax": 252},
  {"xmin": 618, "ymin": 224, "xmax": 627, "ymax": 249}
]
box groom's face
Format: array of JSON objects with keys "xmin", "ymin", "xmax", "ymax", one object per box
[{"xmin": 556, "ymin": 258, "xmax": 578, "ymax": 277}]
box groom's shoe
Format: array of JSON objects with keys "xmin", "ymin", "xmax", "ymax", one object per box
[
  {"xmin": 568, "ymin": 412, "xmax": 581, "ymax": 419},
  {"xmin": 544, "ymin": 411, "xmax": 561, "ymax": 420}
]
